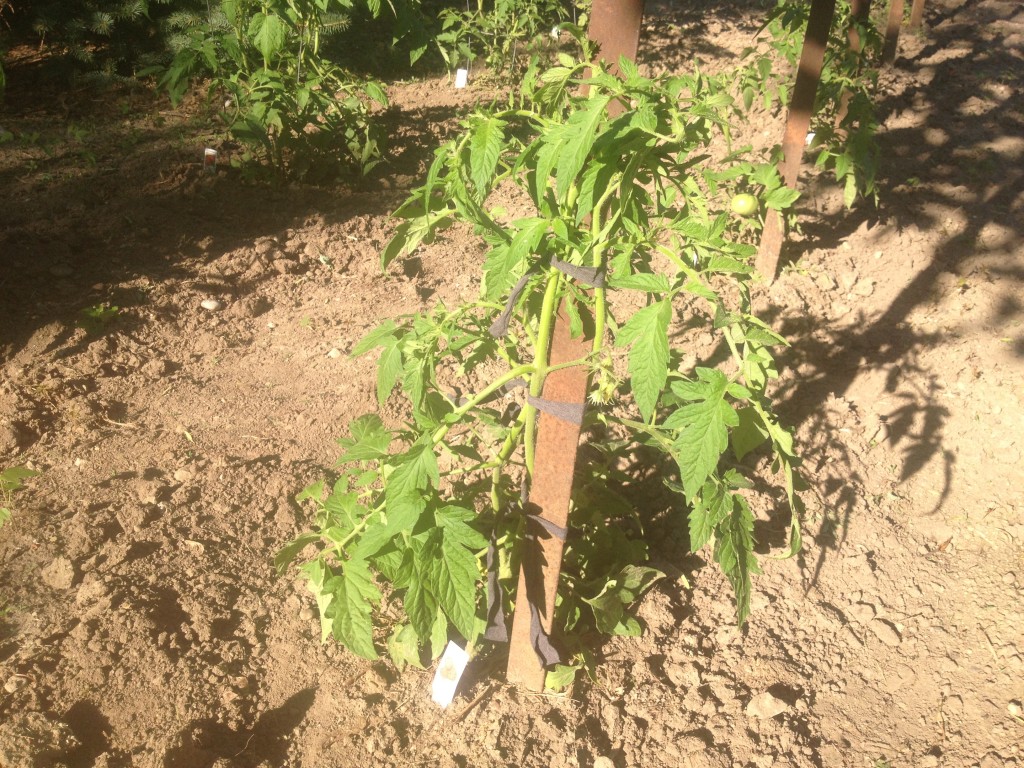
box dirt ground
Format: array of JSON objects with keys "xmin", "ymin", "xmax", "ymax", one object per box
[{"xmin": 1, "ymin": 0, "xmax": 1022, "ymax": 766}]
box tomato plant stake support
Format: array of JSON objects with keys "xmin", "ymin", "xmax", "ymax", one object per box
[
  {"xmin": 883, "ymin": 0, "xmax": 906, "ymax": 62},
  {"xmin": 836, "ymin": 0, "xmax": 872, "ymax": 126},
  {"xmin": 505, "ymin": 0, "xmax": 646, "ymax": 691},
  {"xmin": 587, "ymin": 0, "xmax": 645, "ymax": 89},
  {"xmin": 505, "ymin": 305, "xmax": 591, "ymax": 689},
  {"xmin": 909, "ymin": 0, "xmax": 926, "ymax": 30},
  {"xmin": 847, "ymin": 0, "xmax": 873, "ymax": 55},
  {"xmin": 756, "ymin": 0, "xmax": 837, "ymax": 281}
]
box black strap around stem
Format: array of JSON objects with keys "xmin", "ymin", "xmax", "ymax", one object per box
[
  {"xmin": 483, "ymin": 523, "xmax": 509, "ymax": 642},
  {"xmin": 527, "ymin": 394, "xmax": 585, "ymax": 426},
  {"xmin": 551, "ymin": 257, "xmax": 606, "ymax": 288},
  {"xmin": 483, "ymin": 499, "xmax": 567, "ymax": 666},
  {"xmin": 489, "ymin": 258, "xmax": 604, "ymax": 339},
  {"xmin": 489, "ymin": 273, "xmax": 532, "ymax": 338}
]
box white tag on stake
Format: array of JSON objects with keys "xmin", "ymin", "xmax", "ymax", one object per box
[
  {"xmin": 431, "ymin": 642, "xmax": 469, "ymax": 708},
  {"xmin": 454, "ymin": 68, "xmax": 469, "ymax": 89}
]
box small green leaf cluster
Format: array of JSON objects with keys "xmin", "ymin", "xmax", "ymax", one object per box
[
  {"xmin": 159, "ymin": 0, "xmax": 392, "ymax": 180},
  {"xmin": 738, "ymin": 0, "xmax": 882, "ymax": 206},
  {"xmin": 435, "ymin": 0, "xmax": 586, "ymax": 80},
  {"xmin": 282, "ymin": 50, "xmax": 804, "ymax": 675},
  {"xmin": 276, "ymin": 415, "xmax": 490, "ymax": 662},
  {"xmin": 0, "ymin": 466, "xmax": 39, "ymax": 531},
  {"xmin": 78, "ymin": 302, "xmax": 121, "ymax": 336}
]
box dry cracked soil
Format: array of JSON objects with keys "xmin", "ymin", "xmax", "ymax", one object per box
[{"xmin": 1, "ymin": 0, "xmax": 1022, "ymax": 766}]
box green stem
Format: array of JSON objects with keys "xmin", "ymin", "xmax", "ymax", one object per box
[
  {"xmin": 523, "ymin": 270, "xmax": 563, "ymax": 476},
  {"xmin": 490, "ymin": 415, "xmax": 527, "ymax": 513},
  {"xmin": 611, "ymin": 415, "xmax": 675, "ymax": 452},
  {"xmin": 335, "ymin": 500, "xmax": 386, "ymax": 555},
  {"xmin": 546, "ymin": 355, "xmax": 591, "ymax": 374},
  {"xmin": 431, "ymin": 363, "xmax": 535, "ymax": 445}
]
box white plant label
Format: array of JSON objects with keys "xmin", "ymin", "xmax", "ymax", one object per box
[
  {"xmin": 430, "ymin": 642, "xmax": 469, "ymax": 708},
  {"xmin": 454, "ymin": 68, "xmax": 469, "ymax": 89}
]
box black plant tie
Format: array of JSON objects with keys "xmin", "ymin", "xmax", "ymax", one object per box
[
  {"xmin": 481, "ymin": 498, "xmax": 568, "ymax": 667},
  {"xmin": 499, "ymin": 378, "xmax": 529, "ymax": 395},
  {"xmin": 527, "ymin": 394, "xmax": 585, "ymax": 426},
  {"xmin": 489, "ymin": 273, "xmax": 532, "ymax": 338},
  {"xmin": 522, "ymin": 505, "xmax": 566, "ymax": 667},
  {"xmin": 550, "ymin": 258, "xmax": 606, "ymax": 288},
  {"xmin": 483, "ymin": 523, "xmax": 509, "ymax": 643}
]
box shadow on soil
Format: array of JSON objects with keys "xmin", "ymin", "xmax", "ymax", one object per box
[
  {"xmin": 0, "ymin": 67, "xmax": 460, "ymax": 371},
  {"xmin": 766, "ymin": 0, "xmax": 1023, "ymax": 584},
  {"xmin": 162, "ymin": 687, "xmax": 316, "ymax": 768},
  {"xmin": 639, "ymin": 0, "xmax": 769, "ymax": 72}
]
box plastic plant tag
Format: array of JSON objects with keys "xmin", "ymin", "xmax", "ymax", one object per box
[
  {"xmin": 431, "ymin": 641, "xmax": 469, "ymax": 708},
  {"xmin": 551, "ymin": 26, "xmax": 560, "ymax": 39},
  {"xmin": 204, "ymin": 148, "xmax": 218, "ymax": 174},
  {"xmin": 454, "ymin": 69, "xmax": 469, "ymax": 89},
  {"xmin": 805, "ymin": 132, "xmax": 816, "ymax": 147}
]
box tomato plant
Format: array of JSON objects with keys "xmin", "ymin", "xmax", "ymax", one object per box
[
  {"xmin": 280, "ymin": 45, "xmax": 804, "ymax": 682},
  {"xmin": 159, "ymin": 0, "xmax": 391, "ymax": 180},
  {"xmin": 435, "ymin": 0, "xmax": 586, "ymax": 80},
  {"xmin": 739, "ymin": 0, "xmax": 883, "ymax": 206}
]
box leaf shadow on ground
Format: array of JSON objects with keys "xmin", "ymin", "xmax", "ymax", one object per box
[
  {"xmin": 762, "ymin": 0, "xmax": 1024, "ymax": 586},
  {"xmin": 161, "ymin": 687, "xmax": 317, "ymax": 768},
  {"xmin": 639, "ymin": 0, "xmax": 769, "ymax": 73}
]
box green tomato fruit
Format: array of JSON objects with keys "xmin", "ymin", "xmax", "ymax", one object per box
[{"xmin": 730, "ymin": 193, "xmax": 759, "ymax": 217}]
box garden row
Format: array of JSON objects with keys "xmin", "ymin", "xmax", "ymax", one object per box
[{"xmin": 2, "ymin": 0, "xmax": 914, "ymax": 690}]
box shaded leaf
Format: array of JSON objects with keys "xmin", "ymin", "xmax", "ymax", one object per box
[{"xmin": 325, "ymin": 558, "xmax": 380, "ymax": 659}]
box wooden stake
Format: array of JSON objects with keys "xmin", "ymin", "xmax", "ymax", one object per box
[
  {"xmin": 588, "ymin": 0, "xmax": 646, "ymax": 87},
  {"xmin": 755, "ymin": 0, "xmax": 838, "ymax": 282},
  {"xmin": 847, "ymin": 0, "xmax": 873, "ymax": 55},
  {"xmin": 505, "ymin": 0, "xmax": 646, "ymax": 692}
]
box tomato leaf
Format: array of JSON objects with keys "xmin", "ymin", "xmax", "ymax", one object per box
[{"xmin": 616, "ymin": 299, "xmax": 672, "ymax": 422}]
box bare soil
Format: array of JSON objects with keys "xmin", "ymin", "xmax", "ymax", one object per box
[{"xmin": 1, "ymin": 1, "xmax": 1022, "ymax": 767}]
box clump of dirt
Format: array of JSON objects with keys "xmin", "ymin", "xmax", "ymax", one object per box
[{"xmin": 1, "ymin": 1, "xmax": 1022, "ymax": 767}]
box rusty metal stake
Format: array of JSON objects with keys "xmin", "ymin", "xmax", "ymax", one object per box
[
  {"xmin": 505, "ymin": 0, "xmax": 646, "ymax": 692},
  {"xmin": 505, "ymin": 306, "xmax": 590, "ymax": 690},
  {"xmin": 883, "ymin": 0, "xmax": 905, "ymax": 62},
  {"xmin": 847, "ymin": 0, "xmax": 873, "ymax": 55},
  {"xmin": 587, "ymin": 0, "xmax": 645, "ymax": 83},
  {"xmin": 755, "ymin": 0, "xmax": 837, "ymax": 282},
  {"xmin": 909, "ymin": 0, "xmax": 926, "ymax": 30}
]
